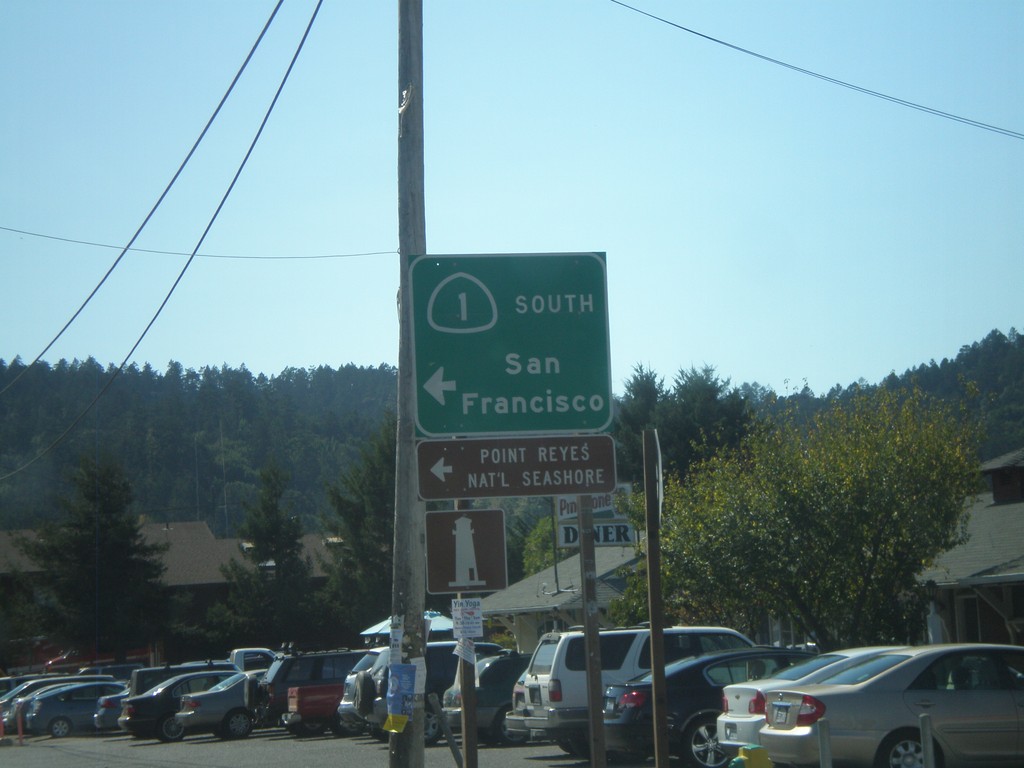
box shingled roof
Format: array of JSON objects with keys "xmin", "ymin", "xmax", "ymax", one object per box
[
  {"xmin": 919, "ymin": 490, "xmax": 1024, "ymax": 586},
  {"xmin": 481, "ymin": 545, "xmax": 637, "ymax": 616},
  {"xmin": 0, "ymin": 521, "xmax": 331, "ymax": 586}
]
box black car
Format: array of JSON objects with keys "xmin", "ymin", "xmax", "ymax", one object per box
[
  {"xmin": 119, "ymin": 669, "xmax": 238, "ymax": 741},
  {"xmin": 360, "ymin": 641, "xmax": 504, "ymax": 745},
  {"xmin": 442, "ymin": 649, "xmax": 530, "ymax": 745},
  {"xmin": 603, "ymin": 647, "xmax": 814, "ymax": 768},
  {"xmin": 258, "ymin": 648, "xmax": 367, "ymax": 728}
]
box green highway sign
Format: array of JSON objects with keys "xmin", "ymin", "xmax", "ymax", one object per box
[{"xmin": 409, "ymin": 253, "xmax": 611, "ymax": 437}]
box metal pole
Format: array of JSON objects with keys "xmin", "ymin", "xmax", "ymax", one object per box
[
  {"xmin": 393, "ymin": 2, "xmax": 426, "ymax": 768},
  {"xmin": 578, "ymin": 495, "xmax": 607, "ymax": 768},
  {"xmin": 920, "ymin": 713, "xmax": 935, "ymax": 768},
  {"xmin": 817, "ymin": 718, "xmax": 833, "ymax": 768},
  {"xmin": 643, "ymin": 430, "xmax": 668, "ymax": 768}
]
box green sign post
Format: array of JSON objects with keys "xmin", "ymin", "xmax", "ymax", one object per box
[{"xmin": 409, "ymin": 252, "xmax": 611, "ymax": 437}]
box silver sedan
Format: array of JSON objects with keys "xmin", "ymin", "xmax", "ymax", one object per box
[{"xmin": 759, "ymin": 643, "xmax": 1024, "ymax": 768}]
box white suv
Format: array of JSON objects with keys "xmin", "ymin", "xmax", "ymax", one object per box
[{"xmin": 508, "ymin": 625, "xmax": 753, "ymax": 755}]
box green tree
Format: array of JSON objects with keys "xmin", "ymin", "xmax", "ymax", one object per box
[
  {"xmin": 612, "ymin": 365, "xmax": 666, "ymax": 485},
  {"xmin": 320, "ymin": 412, "xmax": 398, "ymax": 644},
  {"xmin": 16, "ymin": 456, "xmax": 169, "ymax": 661},
  {"xmin": 522, "ymin": 515, "xmax": 559, "ymax": 575},
  {"xmin": 614, "ymin": 386, "xmax": 981, "ymax": 649},
  {"xmin": 209, "ymin": 465, "xmax": 315, "ymax": 647},
  {"xmin": 614, "ymin": 365, "xmax": 751, "ymax": 485}
]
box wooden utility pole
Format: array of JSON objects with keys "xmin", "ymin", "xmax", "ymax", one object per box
[
  {"xmin": 393, "ymin": 2, "xmax": 425, "ymax": 768},
  {"xmin": 578, "ymin": 495, "xmax": 607, "ymax": 768}
]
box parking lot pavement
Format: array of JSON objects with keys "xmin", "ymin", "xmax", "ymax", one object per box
[{"xmin": 0, "ymin": 729, "xmax": 649, "ymax": 768}]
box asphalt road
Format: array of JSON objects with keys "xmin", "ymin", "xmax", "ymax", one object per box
[{"xmin": 0, "ymin": 727, "xmax": 652, "ymax": 768}]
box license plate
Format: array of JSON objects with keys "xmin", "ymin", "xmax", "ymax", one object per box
[
  {"xmin": 772, "ymin": 703, "xmax": 791, "ymax": 725},
  {"xmin": 603, "ymin": 698, "xmax": 615, "ymax": 714}
]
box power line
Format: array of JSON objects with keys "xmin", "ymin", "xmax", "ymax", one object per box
[
  {"xmin": 0, "ymin": 0, "xmax": 325, "ymax": 483},
  {"xmin": 0, "ymin": 0, "xmax": 288, "ymax": 401},
  {"xmin": 0, "ymin": 224, "xmax": 395, "ymax": 260},
  {"xmin": 610, "ymin": 0, "xmax": 1024, "ymax": 141}
]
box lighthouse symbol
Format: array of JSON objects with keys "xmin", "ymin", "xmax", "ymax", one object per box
[{"xmin": 449, "ymin": 514, "xmax": 486, "ymax": 588}]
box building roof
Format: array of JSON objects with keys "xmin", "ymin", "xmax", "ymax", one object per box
[
  {"xmin": 919, "ymin": 490, "xmax": 1024, "ymax": 587},
  {"xmin": 481, "ymin": 545, "xmax": 638, "ymax": 616},
  {"xmin": 981, "ymin": 447, "xmax": 1024, "ymax": 473},
  {"xmin": 0, "ymin": 521, "xmax": 331, "ymax": 587}
]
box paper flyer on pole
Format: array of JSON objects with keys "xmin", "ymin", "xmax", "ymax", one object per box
[{"xmin": 384, "ymin": 663, "xmax": 416, "ymax": 733}]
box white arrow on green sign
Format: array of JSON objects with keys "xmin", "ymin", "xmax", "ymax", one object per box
[{"xmin": 409, "ymin": 252, "xmax": 612, "ymax": 437}]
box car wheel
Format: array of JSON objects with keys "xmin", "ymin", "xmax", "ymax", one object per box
[
  {"xmin": 354, "ymin": 671, "xmax": 376, "ymax": 717},
  {"xmin": 48, "ymin": 717, "xmax": 72, "ymax": 738},
  {"xmin": 874, "ymin": 729, "xmax": 942, "ymax": 768},
  {"xmin": 489, "ymin": 705, "xmax": 528, "ymax": 746},
  {"xmin": 156, "ymin": 713, "xmax": 185, "ymax": 742},
  {"xmin": 331, "ymin": 716, "xmax": 363, "ymax": 736},
  {"xmin": 220, "ymin": 708, "xmax": 253, "ymax": 739},
  {"xmin": 555, "ymin": 735, "xmax": 590, "ymax": 757},
  {"xmin": 423, "ymin": 710, "xmax": 441, "ymax": 746},
  {"xmin": 680, "ymin": 716, "xmax": 727, "ymax": 768},
  {"xmin": 287, "ymin": 720, "xmax": 327, "ymax": 737}
]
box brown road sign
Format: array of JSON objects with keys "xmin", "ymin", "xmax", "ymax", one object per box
[
  {"xmin": 425, "ymin": 509, "xmax": 507, "ymax": 595},
  {"xmin": 416, "ymin": 434, "xmax": 616, "ymax": 500}
]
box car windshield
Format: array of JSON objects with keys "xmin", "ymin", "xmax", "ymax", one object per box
[
  {"xmin": 208, "ymin": 673, "xmax": 246, "ymax": 692},
  {"xmin": 817, "ymin": 653, "xmax": 910, "ymax": 684},
  {"xmin": 772, "ymin": 653, "xmax": 848, "ymax": 681},
  {"xmin": 351, "ymin": 651, "xmax": 380, "ymax": 674}
]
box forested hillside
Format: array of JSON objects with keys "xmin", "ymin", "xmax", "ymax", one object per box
[
  {"xmin": 0, "ymin": 359, "xmax": 397, "ymax": 531},
  {"xmin": 756, "ymin": 328, "xmax": 1023, "ymax": 460},
  {"xmin": 1, "ymin": 327, "xmax": 1020, "ymax": 533}
]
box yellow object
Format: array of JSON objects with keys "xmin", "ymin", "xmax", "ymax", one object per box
[{"xmin": 728, "ymin": 744, "xmax": 773, "ymax": 768}]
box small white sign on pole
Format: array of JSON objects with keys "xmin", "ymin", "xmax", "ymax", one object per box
[{"xmin": 452, "ymin": 597, "xmax": 484, "ymax": 639}]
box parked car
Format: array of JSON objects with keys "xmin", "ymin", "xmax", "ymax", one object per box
[
  {"xmin": 128, "ymin": 660, "xmax": 239, "ymax": 697},
  {"xmin": 76, "ymin": 663, "xmax": 143, "ymax": 681},
  {"xmin": 119, "ymin": 669, "xmax": 238, "ymax": 741},
  {"xmin": 0, "ymin": 674, "xmax": 55, "ymax": 696},
  {"xmin": 227, "ymin": 647, "xmax": 276, "ymax": 672},
  {"xmin": 175, "ymin": 670, "xmax": 263, "ymax": 739},
  {"xmin": 716, "ymin": 646, "xmax": 906, "ymax": 758},
  {"xmin": 335, "ymin": 647, "xmax": 384, "ymax": 735},
  {"xmin": 359, "ymin": 641, "xmax": 504, "ymax": 745},
  {"xmin": 603, "ymin": 646, "xmax": 814, "ymax": 768},
  {"xmin": 284, "ymin": 682, "xmax": 348, "ymax": 737},
  {"xmin": 759, "ymin": 643, "xmax": 1024, "ymax": 768},
  {"xmin": 442, "ymin": 649, "xmax": 530, "ymax": 745},
  {"xmin": 94, "ymin": 688, "xmax": 130, "ymax": 731},
  {"xmin": 1, "ymin": 675, "xmax": 114, "ymax": 731},
  {"xmin": 257, "ymin": 648, "xmax": 367, "ymax": 729},
  {"xmin": 24, "ymin": 680, "xmax": 126, "ymax": 737},
  {"xmin": 509, "ymin": 625, "xmax": 755, "ymax": 755}
]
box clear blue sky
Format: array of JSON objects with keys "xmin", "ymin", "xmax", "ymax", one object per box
[{"xmin": 2, "ymin": 0, "xmax": 1021, "ymax": 397}]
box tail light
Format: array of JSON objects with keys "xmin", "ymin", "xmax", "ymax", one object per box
[
  {"xmin": 100, "ymin": 699, "xmax": 119, "ymax": 709},
  {"xmin": 183, "ymin": 699, "xmax": 201, "ymax": 710},
  {"xmin": 548, "ymin": 679, "xmax": 562, "ymax": 703},
  {"xmin": 749, "ymin": 691, "xmax": 766, "ymax": 715},
  {"xmin": 795, "ymin": 695, "xmax": 826, "ymax": 726},
  {"xmin": 769, "ymin": 695, "xmax": 826, "ymax": 727},
  {"xmin": 123, "ymin": 704, "xmax": 135, "ymax": 717},
  {"xmin": 617, "ymin": 690, "xmax": 649, "ymax": 709}
]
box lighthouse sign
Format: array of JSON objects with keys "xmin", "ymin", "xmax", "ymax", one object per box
[{"xmin": 425, "ymin": 509, "xmax": 508, "ymax": 595}]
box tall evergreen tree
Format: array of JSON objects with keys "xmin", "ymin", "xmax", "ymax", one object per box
[
  {"xmin": 208, "ymin": 465, "xmax": 316, "ymax": 648},
  {"xmin": 320, "ymin": 412, "xmax": 397, "ymax": 645},
  {"xmin": 16, "ymin": 456, "xmax": 169, "ymax": 661}
]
